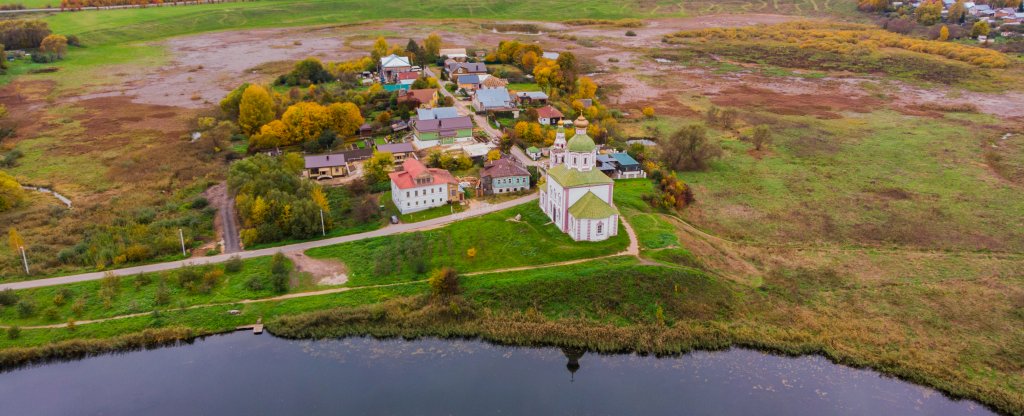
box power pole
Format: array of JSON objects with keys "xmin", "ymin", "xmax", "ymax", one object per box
[
  {"xmin": 320, "ymin": 210, "xmax": 326, "ymax": 236},
  {"xmin": 19, "ymin": 246, "xmax": 29, "ymax": 274},
  {"xmin": 178, "ymin": 228, "xmax": 186, "ymax": 257}
]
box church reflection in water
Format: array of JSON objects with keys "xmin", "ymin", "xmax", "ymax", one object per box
[{"xmin": 561, "ymin": 346, "xmax": 586, "ymax": 382}]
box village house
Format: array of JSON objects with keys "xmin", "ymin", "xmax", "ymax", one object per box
[
  {"xmin": 397, "ymin": 71, "xmax": 421, "ymax": 85},
  {"xmin": 302, "ymin": 153, "xmax": 349, "ymax": 180},
  {"xmin": 535, "ymin": 105, "xmax": 563, "ymax": 125},
  {"xmin": 515, "ymin": 91, "xmax": 549, "ymax": 106},
  {"xmin": 389, "ymin": 158, "xmax": 463, "ymax": 214},
  {"xmin": 473, "ymin": 87, "xmax": 516, "ymax": 114},
  {"xmin": 479, "ymin": 157, "xmax": 531, "ymax": 196},
  {"xmin": 397, "ymin": 88, "xmax": 438, "ymax": 108},
  {"xmin": 412, "ymin": 115, "xmax": 475, "ymax": 149},
  {"xmin": 596, "ymin": 152, "xmax": 646, "ymax": 179},
  {"xmin": 444, "ymin": 60, "xmax": 487, "ymax": 83},
  {"xmin": 379, "ymin": 54, "xmax": 413, "ymax": 83},
  {"xmin": 526, "ymin": 146, "xmax": 542, "ymax": 160},
  {"xmin": 540, "ymin": 116, "xmax": 619, "ymax": 242},
  {"xmin": 439, "ymin": 48, "xmax": 468, "ymax": 61},
  {"xmin": 376, "ymin": 142, "xmax": 417, "ymax": 163}
]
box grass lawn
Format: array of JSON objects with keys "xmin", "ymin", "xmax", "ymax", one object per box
[
  {"xmin": 676, "ymin": 109, "xmax": 1024, "ymax": 252},
  {"xmin": 305, "ymin": 201, "xmax": 629, "ymax": 286},
  {"xmin": 380, "ymin": 190, "xmax": 466, "ymax": 223},
  {"xmin": 506, "ymin": 82, "xmax": 541, "ymax": 92}
]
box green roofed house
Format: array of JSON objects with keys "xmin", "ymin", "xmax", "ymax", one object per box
[
  {"xmin": 540, "ymin": 116, "xmax": 619, "ymax": 242},
  {"xmin": 526, "ymin": 146, "xmax": 542, "ymax": 160}
]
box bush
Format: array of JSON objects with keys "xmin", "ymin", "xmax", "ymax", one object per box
[
  {"xmin": 625, "ymin": 30, "xmax": 637, "ymax": 37},
  {"xmin": 7, "ymin": 325, "xmax": 20, "ymax": 340},
  {"xmin": 225, "ymin": 255, "xmax": 244, "ymax": 273},
  {"xmin": 16, "ymin": 299, "xmax": 36, "ymax": 318},
  {"xmin": 428, "ymin": 267, "xmax": 460, "ymax": 297},
  {"xmin": 0, "ymin": 288, "xmax": 18, "ymax": 306},
  {"xmin": 154, "ymin": 279, "xmax": 171, "ymax": 306},
  {"xmin": 270, "ymin": 252, "xmax": 290, "ymax": 293}
]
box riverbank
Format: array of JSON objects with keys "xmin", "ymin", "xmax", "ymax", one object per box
[{"xmin": 0, "ymin": 257, "xmax": 1021, "ymax": 415}]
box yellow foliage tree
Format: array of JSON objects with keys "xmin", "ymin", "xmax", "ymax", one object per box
[
  {"xmin": 251, "ymin": 119, "xmax": 289, "ymax": 149},
  {"xmin": 939, "ymin": 25, "xmax": 949, "ymax": 41},
  {"xmin": 0, "ymin": 171, "xmax": 25, "ymax": 212},
  {"xmin": 914, "ymin": 0, "xmax": 943, "ymax": 25},
  {"xmin": 972, "ymin": 21, "xmax": 990, "ymax": 38},
  {"xmin": 311, "ymin": 186, "xmax": 330, "ymax": 214},
  {"xmin": 238, "ymin": 84, "xmax": 275, "ymax": 135},
  {"xmin": 424, "ymin": 33, "xmax": 442, "ymax": 57},
  {"xmin": 486, "ymin": 149, "xmax": 501, "ymax": 161},
  {"xmin": 575, "ymin": 77, "xmax": 598, "ymax": 100},
  {"xmin": 8, "ymin": 227, "xmax": 24, "ymax": 253},
  {"xmin": 282, "ymin": 102, "xmax": 332, "ymax": 144},
  {"xmin": 326, "ymin": 102, "xmax": 365, "ymax": 137},
  {"xmin": 39, "ymin": 34, "xmax": 68, "ymax": 58}
]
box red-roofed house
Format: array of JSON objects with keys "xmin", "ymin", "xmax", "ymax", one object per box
[
  {"xmin": 397, "ymin": 71, "xmax": 422, "ymax": 85},
  {"xmin": 388, "ymin": 159, "xmax": 464, "ymax": 214},
  {"xmin": 535, "ymin": 105, "xmax": 564, "ymax": 126},
  {"xmin": 397, "ymin": 88, "xmax": 438, "ymax": 108}
]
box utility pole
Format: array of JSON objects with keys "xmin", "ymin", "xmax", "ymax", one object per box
[
  {"xmin": 178, "ymin": 228, "xmax": 186, "ymax": 257},
  {"xmin": 320, "ymin": 210, "xmax": 326, "ymax": 236},
  {"xmin": 19, "ymin": 246, "xmax": 29, "ymax": 274}
]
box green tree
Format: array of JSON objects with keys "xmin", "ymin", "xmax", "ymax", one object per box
[
  {"xmin": 659, "ymin": 124, "xmax": 723, "ymax": 171},
  {"xmin": 238, "ymin": 85, "xmax": 275, "ymax": 135},
  {"xmin": 219, "ymin": 83, "xmax": 251, "ymax": 120},
  {"xmin": 270, "ymin": 252, "xmax": 290, "ymax": 293},
  {"xmin": 423, "ymin": 33, "xmax": 442, "ymax": 58},
  {"xmin": 363, "ymin": 151, "xmax": 394, "ymax": 184}
]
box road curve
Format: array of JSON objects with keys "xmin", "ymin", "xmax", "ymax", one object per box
[{"xmin": 0, "ymin": 194, "xmax": 539, "ymax": 291}]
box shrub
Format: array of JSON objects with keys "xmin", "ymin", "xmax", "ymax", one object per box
[
  {"xmin": 225, "ymin": 255, "xmax": 244, "ymax": 273},
  {"xmin": 7, "ymin": 325, "xmax": 20, "ymax": 339},
  {"xmin": 625, "ymin": 30, "xmax": 637, "ymax": 37},
  {"xmin": 270, "ymin": 252, "xmax": 290, "ymax": 293},
  {"xmin": 16, "ymin": 299, "xmax": 36, "ymax": 318},
  {"xmin": 0, "ymin": 288, "xmax": 18, "ymax": 306},
  {"xmin": 428, "ymin": 267, "xmax": 460, "ymax": 298},
  {"xmin": 43, "ymin": 307, "xmax": 59, "ymax": 321},
  {"xmin": 71, "ymin": 298, "xmax": 85, "ymax": 316},
  {"xmin": 154, "ymin": 279, "xmax": 171, "ymax": 306}
]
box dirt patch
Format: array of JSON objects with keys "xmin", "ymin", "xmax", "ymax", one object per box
[
  {"xmin": 711, "ymin": 84, "xmax": 882, "ymax": 119},
  {"xmin": 286, "ymin": 252, "xmax": 349, "ymax": 285}
]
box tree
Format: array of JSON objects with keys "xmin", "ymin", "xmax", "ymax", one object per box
[
  {"xmin": 363, "ymin": 151, "xmax": 394, "ymax": 184},
  {"xmin": 326, "ymin": 102, "xmax": 364, "ymax": 137},
  {"xmin": 486, "ymin": 149, "xmax": 501, "ymax": 161},
  {"xmin": 659, "ymin": 124, "xmax": 723, "ymax": 171},
  {"xmin": 521, "ymin": 50, "xmax": 539, "ymax": 72},
  {"xmin": 238, "ymin": 85, "xmax": 275, "ymax": 135},
  {"xmin": 371, "ymin": 36, "xmax": 389, "ymax": 62},
  {"xmin": 270, "ymin": 252, "xmax": 290, "ymax": 293},
  {"xmin": 575, "ymin": 77, "xmax": 598, "ymax": 100},
  {"xmin": 642, "ymin": 106, "xmax": 655, "ymax": 118},
  {"xmin": 972, "ymin": 21, "xmax": 991, "ymax": 38},
  {"xmin": 719, "ymin": 108, "xmax": 738, "ymax": 129},
  {"xmin": 555, "ymin": 52, "xmax": 579, "ymax": 87},
  {"xmin": 39, "ymin": 34, "xmax": 68, "ymax": 59},
  {"xmin": 939, "ymin": 25, "xmax": 950, "ymax": 41},
  {"xmin": 948, "ymin": 0, "xmax": 966, "ymax": 23},
  {"xmin": 0, "ymin": 171, "xmax": 25, "ymax": 212},
  {"xmin": 428, "ymin": 267, "xmax": 460, "ymax": 297},
  {"xmin": 914, "ymin": 0, "xmax": 943, "ymax": 25},
  {"xmin": 423, "ymin": 33, "xmax": 442, "ymax": 58},
  {"xmin": 750, "ymin": 125, "xmax": 772, "ymax": 151},
  {"xmin": 219, "ymin": 83, "xmax": 250, "ymax": 120}
]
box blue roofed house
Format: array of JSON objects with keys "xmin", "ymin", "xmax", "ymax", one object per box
[
  {"xmin": 417, "ymin": 107, "xmax": 461, "ymax": 120},
  {"xmin": 473, "ymin": 87, "xmax": 516, "ymax": 114},
  {"xmin": 597, "ymin": 152, "xmax": 646, "ymax": 179}
]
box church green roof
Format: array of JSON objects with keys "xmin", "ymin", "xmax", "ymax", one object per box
[
  {"xmin": 546, "ymin": 164, "xmax": 613, "ymax": 188},
  {"xmin": 569, "ymin": 192, "xmax": 618, "ymax": 219},
  {"xmin": 566, "ymin": 132, "xmax": 596, "ymax": 152}
]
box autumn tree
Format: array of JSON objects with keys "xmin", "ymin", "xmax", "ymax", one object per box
[
  {"xmin": 555, "ymin": 52, "xmax": 579, "ymax": 88},
  {"xmin": 371, "ymin": 36, "xmax": 389, "ymax": 62},
  {"xmin": 575, "ymin": 76, "xmax": 598, "ymax": 100},
  {"xmin": 939, "ymin": 25, "xmax": 950, "ymax": 41},
  {"xmin": 914, "ymin": 0, "xmax": 943, "ymax": 25},
  {"xmin": 326, "ymin": 102, "xmax": 364, "ymax": 137},
  {"xmin": 486, "ymin": 149, "xmax": 501, "ymax": 161},
  {"xmin": 8, "ymin": 227, "xmax": 24, "ymax": 254},
  {"xmin": 428, "ymin": 267, "xmax": 460, "ymax": 297},
  {"xmin": 521, "ymin": 50, "xmax": 539, "ymax": 72},
  {"xmin": 363, "ymin": 151, "xmax": 394, "ymax": 184},
  {"xmin": 423, "ymin": 33, "xmax": 442, "ymax": 59},
  {"xmin": 0, "ymin": 171, "xmax": 25, "ymax": 212},
  {"xmin": 39, "ymin": 34, "xmax": 68, "ymax": 59},
  {"xmin": 972, "ymin": 21, "xmax": 990, "ymax": 38},
  {"xmin": 659, "ymin": 124, "xmax": 722, "ymax": 171},
  {"xmin": 642, "ymin": 106, "xmax": 655, "ymax": 118},
  {"xmin": 948, "ymin": 0, "xmax": 966, "ymax": 23},
  {"xmin": 220, "ymin": 83, "xmax": 250, "ymax": 120},
  {"xmin": 238, "ymin": 85, "xmax": 275, "ymax": 135}
]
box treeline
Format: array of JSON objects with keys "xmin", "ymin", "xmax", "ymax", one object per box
[
  {"xmin": 0, "ymin": 20, "xmax": 50, "ymax": 50},
  {"xmin": 664, "ymin": 21, "xmax": 1011, "ymax": 68},
  {"xmin": 228, "ymin": 154, "xmax": 330, "ymax": 246}
]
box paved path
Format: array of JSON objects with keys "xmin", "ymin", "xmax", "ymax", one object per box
[{"xmin": 0, "ymin": 194, "xmax": 539, "ymax": 291}]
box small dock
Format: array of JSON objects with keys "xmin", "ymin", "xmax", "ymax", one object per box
[{"xmin": 236, "ymin": 318, "xmax": 263, "ymax": 334}]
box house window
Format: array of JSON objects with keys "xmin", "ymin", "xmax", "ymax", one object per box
[
  {"xmin": 406, "ymin": 192, "xmax": 410, "ymax": 198},
  {"xmin": 596, "ymin": 222, "xmax": 603, "ymax": 235}
]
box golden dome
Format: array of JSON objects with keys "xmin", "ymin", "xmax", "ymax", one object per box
[{"xmin": 573, "ymin": 115, "xmax": 589, "ymax": 129}]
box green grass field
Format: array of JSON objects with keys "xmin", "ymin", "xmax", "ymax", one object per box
[{"xmin": 306, "ymin": 202, "xmax": 629, "ymax": 286}]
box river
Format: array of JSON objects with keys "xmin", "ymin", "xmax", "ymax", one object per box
[{"xmin": 0, "ymin": 332, "xmax": 994, "ymax": 415}]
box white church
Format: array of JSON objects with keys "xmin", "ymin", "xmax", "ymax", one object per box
[{"xmin": 539, "ymin": 116, "xmax": 619, "ymax": 242}]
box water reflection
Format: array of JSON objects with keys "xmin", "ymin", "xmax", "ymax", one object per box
[{"xmin": 0, "ymin": 333, "xmax": 996, "ymax": 416}]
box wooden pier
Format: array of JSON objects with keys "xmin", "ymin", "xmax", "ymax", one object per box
[{"xmin": 236, "ymin": 317, "xmax": 263, "ymax": 334}]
